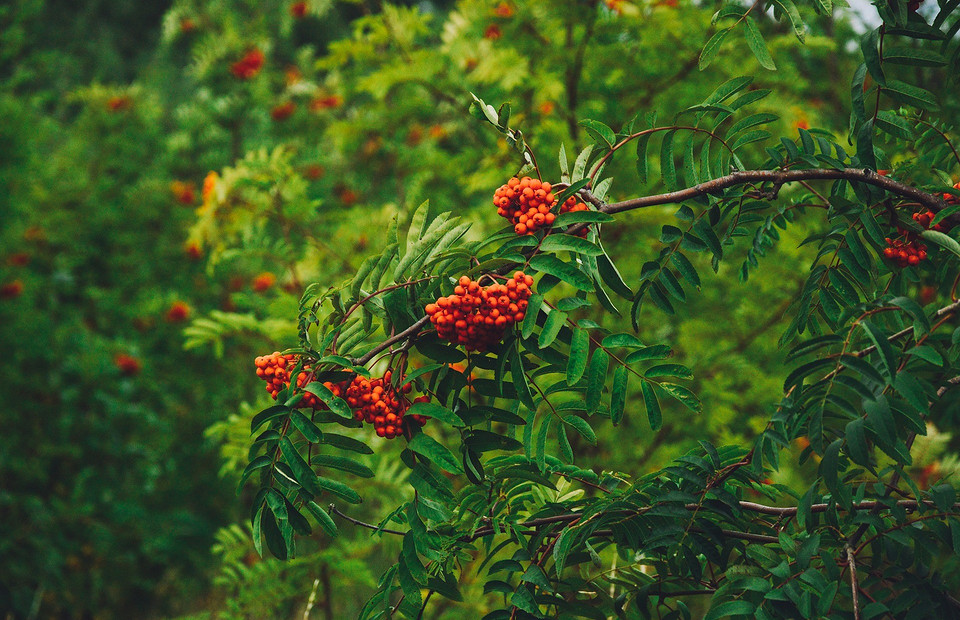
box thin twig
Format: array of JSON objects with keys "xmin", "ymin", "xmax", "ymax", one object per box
[
  {"xmin": 328, "ymin": 504, "xmax": 405, "ymax": 536},
  {"xmin": 349, "ymin": 316, "xmax": 431, "ymax": 366},
  {"xmin": 846, "ymin": 545, "xmax": 861, "ymax": 620}
]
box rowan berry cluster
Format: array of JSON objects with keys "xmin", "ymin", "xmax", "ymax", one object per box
[
  {"xmin": 425, "ymin": 272, "xmax": 533, "ymax": 351},
  {"xmin": 201, "ymin": 171, "xmax": 218, "ymax": 203},
  {"xmin": 883, "ymin": 236, "xmax": 927, "ymax": 268},
  {"xmin": 255, "ymin": 354, "xmax": 430, "ymax": 439},
  {"xmin": 1, "ymin": 280, "xmax": 24, "ymax": 299},
  {"xmin": 166, "ymin": 300, "xmax": 191, "ymax": 322},
  {"xmin": 344, "ymin": 372, "xmax": 429, "ymax": 439},
  {"xmin": 290, "ymin": 1, "xmax": 308, "ymax": 18},
  {"xmin": 252, "ymin": 272, "xmax": 276, "ymax": 292},
  {"xmin": 493, "ymin": 177, "xmax": 590, "ymax": 236},
  {"xmin": 231, "ymin": 49, "xmax": 264, "ymax": 79},
  {"xmin": 255, "ymin": 352, "xmax": 325, "ymax": 408},
  {"xmin": 271, "ymin": 101, "xmax": 296, "ymax": 121},
  {"xmin": 943, "ymin": 181, "xmax": 960, "ymax": 204},
  {"xmin": 171, "ymin": 180, "xmax": 196, "ymax": 205},
  {"xmin": 106, "ymin": 96, "xmax": 131, "ymax": 112},
  {"xmin": 114, "ymin": 353, "xmax": 142, "ymax": 376},
  {"xmin": 912, "ymin": 210, "xmax": 948, "ymax": 233}
]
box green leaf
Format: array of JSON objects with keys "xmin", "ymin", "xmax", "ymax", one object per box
[
  {"xmin": 699, "ymin": 28, "xmax": 730, "ymax": 70},
  {"xmin": 860, "ymin": 27, "xmax": 886, "ymax": 85},
  {"xmin": 408, "ymin": 434, "xmax": 464, "ymax": 474},
  {"xmin": 845, "ymin": 418, "xmax": 873, "ymax": 472},
  {"xmin": 406, "ymin": 401, "xmax": 465, "ymax": 427},
  {"xmin": 597, "ymin": 249, "xmax": 634, "ymax": 299},
  {"xmin": 251, "ymin": 404, "xmax": 290, "ymax": 432},
  {"xmin": 406, "ymin": 200, "xmax": 431, "ymax": 253},
  {"xmin": 305, "ymin": 501, "xmax": 338, "ymax": 537},
  {"xmin": 671, "ymin": 252, "xmax": 701, "ymax": 289},
  {"xmin": 658, "ymin": 382, "xmax": 702, "ymax": 412},
  {"xmin": 626, "ymin": 345, "xmax": 672, "ymax": 363},
  {"xmin": 528, "ymin": 255, "xmax": 594, "ymax": 291},
  {"xmin": 509, "ymin": 338, "xmax": 536, "ymax": 410},
  {"xmin": 538, "ymin": 309, "xmax": 567, "ymax": 349},
  {"xmin": 610, "ymin": 365, "xmax": 628, "ymax": 425},
  {"xmin": 602, "ymin": 333, "xmax": 643, "ymax": 348},
  {"xmin": 238, "ymin": 456, "xmax": 272, "ymax": 491},
  {"xmin": 636, "ymin": 131, "xmax": 652, "ymax": 184},
  {"xmin": 563, "ymin": 415, "xmax": 597, "ymax": 444},
  {"xmin": 567, "ymin": 327, "xmax": 590, "ymax": 385},
  {"xmin": 890, "ymin": 296, "xmax": 930, "ymax": 335},
  {"xmin": 744, "ymin": 17, "xmax": 777, "ymax": 70},
  {"xmin": 642, "ymin": 381, "xmax": 662, "ymax": 431},
  {"xmin": 511, "ymin": 585, "xmax": 540, "ymax": 615},
  {"xmin": 553, "ymin": 527, "xmax": 578, "ymax": 575},
  {"xmin": 645, "ymin": 364, "xmax": 693, "ymax": 379},
  {"xmin": 819, "ymin": 438, "xmax": 843, "ymax": 494},
  {"xmin": 703, "ymin": 76, "xmax": 754, "ymax": 106},
  {"xmin": 580, "ymin": 119, "xmax": 616, "ymax": 147},
  {"xmin": 660, "ymin": 130, "xmax": 678, "ymax": 190},
  {"xmin": 884, "ymin": 46, "xmax": 946, "ymax": 67},
  {"xmin": 312, "ymin": 454, "xmax": 374, "ymax": 478},
  {"xmin": 859, "ymin": 321, "xmax": 897, "ymax": 382},
  {"xmin": 522, "ymin": 294, "xmax": 544, "ymax": 339},
  {"xmin": 320, "ymin": 433, "xmax": 374, "ymax": 454},
  {"xmin": 572, "ymin": 144, "xmax": 595, "ymax": 182},
  {"xmin": 875, "ymin": 111, "xmax": 915, "ymax": 139},
  {"xmin": 769, "ymin": 0, "xmax": 806, "ymax": 42},
  {"xmin": 705, "ymin": 600, "xmax": 756, "ymax": 619},
  {"xmin": 290, "ymin": 410, "xmax": 323, "ymax": 443},
  {"xmin": 539, "ymin": 234, "xmax": 603, "ymax": 256},
  {"xmin": 586, "ymin": 348, "xmax": 609, "ymax": 414},
  {"xmin": 894, "ymin": 372, "xmax": 928, "ymax": 412},
  {"xmin": 921, "ymin": 230, "xmax": 960, "ymax": 259},
  {"xmin": 931, "ymin": 204, "xmax": 960, "ymax": 227},
  {"xmin": 884, "ymin": 79, "xmax": 939, "ymax": 111},
  {"xmin": 303, "ymin": 382, "xmax": 354, "ymax": 419}
]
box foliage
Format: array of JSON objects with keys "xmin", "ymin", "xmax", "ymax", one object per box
[
  {"xmin": 226, "ymin": 1, "xmax": 960, "ymax": 619},
  {"xmin": 3, "ymin": 0, "xmax": 960, "ymax": 619}
]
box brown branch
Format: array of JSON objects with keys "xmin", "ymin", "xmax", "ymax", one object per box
[
  {"xmin": 601, "ymin": 168, "xmax": 947, "ymax": 215},
  {"xmin": 846, "ymin": 545, "xmax": 861, "ymax": 620},
  {"xmin": 348, "ymin": 315, "xmax": 431, "ymax": 366}
]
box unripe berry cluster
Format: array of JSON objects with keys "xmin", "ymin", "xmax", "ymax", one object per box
[
  {"xmin": 425, "ymin": 272, "xmax": 533, "ymax": 351},
  {"xmin": 493, "ymin": 177, "xmax": 590, "ymax": 236},
  {"xmin": 344, "ymin": 371, "xmax": 428, "ymax": 439}
]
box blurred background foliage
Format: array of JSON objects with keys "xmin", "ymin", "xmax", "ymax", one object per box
[{"xmin": 0, "ymin": 0, "xmax": 955, "ymax": 618}]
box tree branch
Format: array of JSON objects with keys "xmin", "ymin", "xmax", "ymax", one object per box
[
  {"xmin": 601, "ymin": 168, "xmax": 947, "ymax": 215},
  {"xmin": 348, "ymin": 315, "xmax": 431, "ymax": 366},
  {"xmin": 328, "ymin": 504, "xmax": 405, "ymax": 536},
  {"xmin": 846, "ymin": 545, "xmax": 861, "ymax": 620}
]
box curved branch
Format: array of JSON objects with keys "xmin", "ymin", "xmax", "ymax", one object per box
[{"xmin": 601, "ymin": 168, "xmax": 948, "ymax": 215}]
